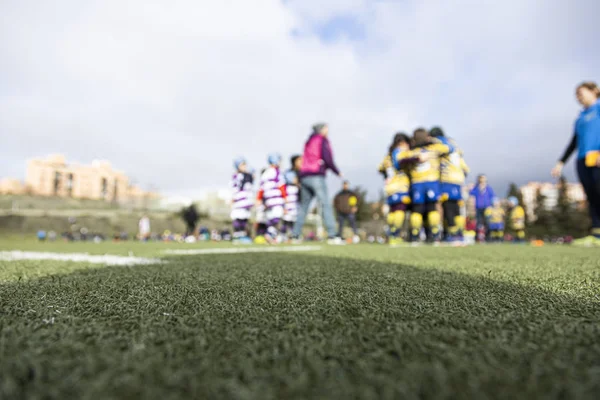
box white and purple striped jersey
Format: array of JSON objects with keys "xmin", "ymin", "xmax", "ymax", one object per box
[
  {"xmin": 259, "ymin": 167, "xmax": 286, "ymax": 209},
  {"xmin": 284, "ymin": 170, "xmax": 299, "ymax": 222},
  {"xmin": 230, "ymin": 172, "xmax": 253, "ymax": 220}
]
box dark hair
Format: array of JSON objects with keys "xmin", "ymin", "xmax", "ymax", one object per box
[
  {"xmin": 388, "ymin": 132, "xmax": 411, "ymax": 155},
  {"xmin": 413, "ymin": 128, "xmax": 429, "ymax": 146},
  {"xmin": 290, "ymin": 155, "xmax": 301, "ymax": 167},
  {"xmin": 312, "ymin": 123, "xmax": 328, "ymax": 133},
  {"xmin": 577, "ymin": 81, "xmax": 600, "ymax": 98},
  {"xmin": 429, "ymin": 126, "xmax": 445, "ymax": 138}
]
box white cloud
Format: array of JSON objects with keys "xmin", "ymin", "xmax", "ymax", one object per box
[{"xmin": 1, "ymin": 0, "xmax": 598, "ymax": 199}]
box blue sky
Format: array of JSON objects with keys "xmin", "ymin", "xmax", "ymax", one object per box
[
  {"xmin": 311, "ymin": 14, "xmax": 366, "ymax": 43},
  {"xmin": 1, "ymin": 0, "xmax": 599, "ymax": 200}
]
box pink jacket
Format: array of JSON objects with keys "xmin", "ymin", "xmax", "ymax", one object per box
[{"xmin": 300, "ymin": 133, "xmax": 340, "ymax": 177}]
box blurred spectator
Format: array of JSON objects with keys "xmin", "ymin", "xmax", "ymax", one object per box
[
  {"xmin": 552, "ymin": 81, "xmax": 600, "ymax": 246},
  {"xmin": 334, "ymin": 180, "xmax": 359, "ymax": 240},
  {"xmin": 198, "ymin": 227, "xmax": 210, "ymax": 241},
  {"xmin": 466, "ymin": 217, "xmax": 477, "ymax": 232},
  {"xmin": 138, "ymin": 215, "xmax": 151, "ymax": 241},
  {"xmin": 182, "ymin": 205, "xmax": 200, "ymax": 237},
  {"xmin": 292, "ymin": 123, "xmax": 344, "ymax": 243},
  {"xmin": 469, "ymin": 174, "xmax": 495, "ymax": 238}
]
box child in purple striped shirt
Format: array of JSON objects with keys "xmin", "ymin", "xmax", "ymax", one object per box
[
  {"xmin": 282, "ymin": 155, "xmax": 302, "ymax": 239},
  {"xmin": 230, "ymin": 157, "xmax": 254, "ymax": 243},
  {"xmin": 256, "ymin": 153, "xmax": 287, "ymax": 243}
]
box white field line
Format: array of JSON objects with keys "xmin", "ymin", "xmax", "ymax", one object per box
[
  {"xmin": 0, "ymin": 251, "xmax": 161, "ymax": 266},
  {"xmin": 164, "ymin": 245, "xmax": 322, "ymax": 255}
]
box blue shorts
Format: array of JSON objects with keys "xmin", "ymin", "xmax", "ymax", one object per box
[
  {"xmin": 440, "ymin": 183, "xmax": 462, "ymax": 201},
  {"xmin": 387, "ymin": 193, "xmax": 410, "ymax": 206},
  {"xmin": 411, "ymin": 182, "xmax": 440, "ymax": 205},
  {"xmin": 488, "ymin": 222, "xmax": 505, "ymax": 231}
]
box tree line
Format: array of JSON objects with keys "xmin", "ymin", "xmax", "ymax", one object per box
[{"xmin": 510, "ymin": 177, "xmax": 590, "ymax": 239}]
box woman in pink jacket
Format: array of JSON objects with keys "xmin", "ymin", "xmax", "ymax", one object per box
[{"xmin": 292, "ymin": 123, "xmax": 344, "ymax": 243}]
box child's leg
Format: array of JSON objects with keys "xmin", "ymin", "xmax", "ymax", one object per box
[
  {"xmin": 232, "ymin": 219, "xmax": 248, "ymax": 239},
  {"xmin": 426, "ymin": 202, "xmax": 442, "ymax": 242},
  {"xmin": 410, "ymin": 204, "xmax": 425, "ymax": 242},
  {"xmin": 266, "ymin": 206, "xmax": 284, "ymax": 241},
  {"xmin": 256, "ymin": 223, "xmax": 267, "ymax": 236}
]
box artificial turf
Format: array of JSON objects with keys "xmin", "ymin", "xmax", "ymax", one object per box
[{"xmin": 1, "ymin": 243, "xmax": 599, "ymax": 399}]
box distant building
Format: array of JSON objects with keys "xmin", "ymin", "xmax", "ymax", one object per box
[
  {"xmin": 520, "ymin": 181, "xmax": 586, "ymax": 221},
  {"xmin": 1, "ymin": 154, "xmax": 159, "ymax": 205},
  {"xmin": 0, "ymin": 178, "xmax": 26, "ymax": 195}
]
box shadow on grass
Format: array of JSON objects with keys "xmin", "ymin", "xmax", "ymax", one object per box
[{"xmin": 1, "ymin": 253, "xmax": 599, "ymax": 400}]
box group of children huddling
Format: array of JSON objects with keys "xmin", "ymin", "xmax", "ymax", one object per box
[
  {"xmin": 379, "ymin": 127, "xmax": 524, "ymax": 245},
  {"xmin": 379, "ymin": 126, "xmax": 526, "ymax": 245},
  {"xmin": 484, "ymin": 197, "xmax": 526, "ymax": 243},
  {"xmin": 378, "ymin": 127, "xmax": 467, "ymax": 245},
  {"xmin": 230, "ymin": 153, "xmax": 302, "ymax": 244}
]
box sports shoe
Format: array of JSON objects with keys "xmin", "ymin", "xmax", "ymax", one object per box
[
  {"xmin": 389, "ymin": 237, "xmax": 403, "ymax": 247},
  {"xmin": 572, "ymin": 235, "xmax": 600, "ymax": 247},
  {"xmin": 327, "ymin": 237, "xmax": 346, "ymax": 245}
]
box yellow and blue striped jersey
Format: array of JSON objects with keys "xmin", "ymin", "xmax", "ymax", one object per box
[
  {"xmin": 378, "ymin": 154, "xmax": 410, "ymax": 196},
  {"xmin": 396, "ymin": 142, "xmax": 450, "ymax": 184},
  {"xmin": 485, "ymin": 206, "xmax": 505, "ymax": 224},
  {"xmin": 510, "ymin": 206, "xmax": 525, "ymax": 230},
  {"xmin": 440, "ymin": 140, "xmax": 469, "ymax": 185}
]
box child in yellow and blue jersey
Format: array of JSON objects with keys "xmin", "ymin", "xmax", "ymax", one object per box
[
  {"xmin": 378, "ymin": 133, "xmax": 414, "ymax": 245},
  {"xmin": 430, "ymin": 127, "xmax": 470, "ymax": 242},
  {"xmin": 395, "ymin": 128, "xmax": 451, "ymax": 243},
  {"xmin": 485, "ymin": 198, "xmax": 505, "ymax": 242},
  {"xmin": 508, "ymin": 196, "xmax": 526, "ymax": 242}
]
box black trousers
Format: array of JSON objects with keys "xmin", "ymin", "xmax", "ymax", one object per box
[{"xmin": 577, "ymin": 158, "xmax": 600, "ymax": 233}]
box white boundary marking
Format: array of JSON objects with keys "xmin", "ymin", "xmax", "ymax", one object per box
[
  {"xmin": 0, "ymin": 251, "xmax": 161, "ymax": 265},
  {"xmin": 164, "ymin": 245, "xmax": 322, "ymax": 255}
]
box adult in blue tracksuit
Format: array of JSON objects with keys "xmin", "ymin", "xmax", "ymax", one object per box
[
  {"xmin": 469, "ymin": 174, "xmax": 495, "ymax": 235},
  {"xmin": 552, "ymin": 81, "xmax": 600, "ymax": 245}
]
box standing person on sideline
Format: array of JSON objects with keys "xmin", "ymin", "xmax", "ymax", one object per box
[
  {"xmin": 469, "ymin": 174, "xmax": 495, "ymax": 242},
  {"xmin": 552, "ymin": 81, "xmax": 600, "ymax": 246},
  {"xmin": 485, "ymin": 198, "xmax": 505, "ymax": 242},
  {"xmin": 282, "ymin": 155, "xmax": 302, "ymax": 239},
  {"xmin": 507, "ymin": 196, "xmax": 526, "ymax": 243},
  {"xmin": 292, "ymin": 123, "xmax": 344, "ymax": 244},
  {"xmin": 138, "ymin": 214, "xmax": 151, "ymax": 241},
  {"xmin": 333, "ymin": 180, "xmax": 359, "ymax": 242},
  {"xmin": 182, "ymin": 204, "xmax": 199, "ymax": 237}
]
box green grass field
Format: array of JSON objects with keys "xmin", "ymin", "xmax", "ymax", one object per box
[{"xmin": 1, "ymin": 239, "xmax": 599, "ymax": 399}]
